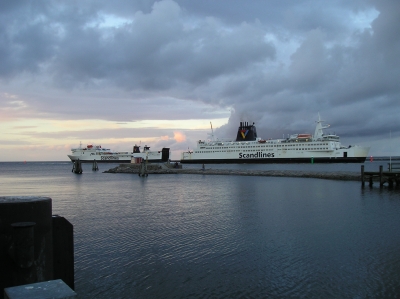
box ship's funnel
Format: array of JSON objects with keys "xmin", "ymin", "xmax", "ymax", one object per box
[{"xmin": 236, "ymin": 122, "xmax": 257, "ymax": 141}]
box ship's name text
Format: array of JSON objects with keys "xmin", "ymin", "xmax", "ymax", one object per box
[
  {"xmin": 239, "ymin": 152, "xmax": 274, "ymax": 159},
  {"xmin": 101, "ymin": 156, "xmax": 119, "ymax": 160}
]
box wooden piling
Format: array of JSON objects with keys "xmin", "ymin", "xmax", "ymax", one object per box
[
  {"xmin": 92, "ymin": 160, "xmax": 98, "ymax": 171},
  {"xmin": 361, "ymin": 164, "xmax": 400, "ymax": 187},
  {"xmin": 361, "ymin": 165, "xmax": 365, "ymax": 186},
  {"xmin": 138, "ymin": 158, "xmax": 148, "ymax": 177},
  {"xmin": 72, "ymin": 160, "xmax": 82, "ymax": 174}
]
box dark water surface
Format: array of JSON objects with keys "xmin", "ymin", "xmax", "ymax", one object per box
[{"xmin": 1, "ymin": 161, "xmax": 400, "ymax": 298}]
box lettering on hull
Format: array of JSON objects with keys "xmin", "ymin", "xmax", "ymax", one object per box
[
  {"xmin": 239, "ymin": 152, "xmax": 275, "ymax": 159},
  {"xmin": 101, "ymin": 156, "xmax": 120, "ymax": 160}
]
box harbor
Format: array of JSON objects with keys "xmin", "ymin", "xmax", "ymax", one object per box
[
  {"xmin": 3, "ymin": 1, "xmax": 400, "ymax": 297},
  {"xmin": 2, "ymin": 161, "xmax": 400, "ymax": 298}
]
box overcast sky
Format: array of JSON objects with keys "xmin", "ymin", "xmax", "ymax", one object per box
[{"xmin": 1, "ymin": 0, "xmax": 399, "ymax": 161}]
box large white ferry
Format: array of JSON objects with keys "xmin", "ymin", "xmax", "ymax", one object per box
[
  {"xmin": 180, "ymin": 115, "xmax": 370, "ymax": 164},
  {"xmin": 68, "ymin": 143, "xmax": 170, "ymax": 163}
]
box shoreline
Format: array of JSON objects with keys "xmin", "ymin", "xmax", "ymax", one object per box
[{"xmin": 104, "ymin": 164, "xmax": 362, "ymax": 181}]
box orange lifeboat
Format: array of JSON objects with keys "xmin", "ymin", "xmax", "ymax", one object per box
[{"xmin": 297, "ymin": 134, "xmax": 312, "ymax": 139}]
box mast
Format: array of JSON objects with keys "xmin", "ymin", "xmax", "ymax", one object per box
[
  {"xmin": 314, "ymin": 113, "xmax": 330, "ymax": 140},
  {"xmin": 210, "ymin": 122, "xmax": 214, "ymax": 141},
  {"xmin": 390, "ymin": 130, "xmax": 392, "ymax": 167}
]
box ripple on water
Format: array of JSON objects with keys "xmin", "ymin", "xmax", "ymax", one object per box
[{"xmin": 2, "ymin": 163, "xmax": 400, "ymax": 298}]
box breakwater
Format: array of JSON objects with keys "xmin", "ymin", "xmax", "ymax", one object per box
[{"xmin": 104, "ymin": 164, "xmax": 361, "ymax": 181}]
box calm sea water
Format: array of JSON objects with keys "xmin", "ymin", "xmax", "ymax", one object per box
[{"xmin": 1, "ymin": 161, "xmax": 400, "ymax": 298}]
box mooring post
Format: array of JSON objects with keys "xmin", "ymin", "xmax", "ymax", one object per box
[
  {"xmin": 0, "ymin": 197, "xmax": 75, "ymax": 296},
  {"xmin": 52, "ymin": 215, "xmax": 74, "ymax": 290},
  {"xmin": 73, "ymin": 160, "xmax": 82, "ymax": 174},
  {"xmin": 379, "ymin": 165, "xmax": 383, "ymax": 187},
  {"xmin": 388, "ymin": 178, "xmax": 394, "ymax": 188},
  {"xmin": 0, "ymin": 197, "xmax": 53, "ymax": 290},
  {"xmin": 92, "ymin": 160, "xmax": 98, "ymax": 171},
  {"xmin": 361, "ymin": 165, "xmax": 365, "ymax": 186},
  {"xmin": 138, "ymin": 158, "xmax": 148, "ymax": 177}
]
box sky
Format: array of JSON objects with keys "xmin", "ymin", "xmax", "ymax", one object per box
[{"xmin": 1, "ymin": 0, "xmax": 399, "ymax": 161}]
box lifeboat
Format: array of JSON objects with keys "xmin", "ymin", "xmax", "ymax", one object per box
[
  {"xmin": 258, "ymin": 139, "xmax": 266, "ymax": 143},
  {"xmin": 297, "ymin": 134, "xmax": 312, "ymax": 139}
]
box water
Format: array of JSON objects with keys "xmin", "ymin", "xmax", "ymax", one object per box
[{"xmin": 1, "ymin": 161, "xmax": 400, "ymax": 298}]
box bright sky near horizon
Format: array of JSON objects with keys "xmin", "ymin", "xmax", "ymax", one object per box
[{"xmin": 1, "ymin": 0, "xmax": 399, "ymax": 161}]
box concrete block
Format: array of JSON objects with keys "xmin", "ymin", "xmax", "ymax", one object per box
[{"xmin": 4, "ymin": 279, "xmax": 76, "ymax": 299}]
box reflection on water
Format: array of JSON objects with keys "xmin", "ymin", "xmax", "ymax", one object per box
[{"xmin": 1, "ymin": 162, "xmax": 400, "ymax": 298}]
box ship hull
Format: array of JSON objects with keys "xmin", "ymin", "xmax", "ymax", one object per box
[{"xmin": 181, "ymin": 145, "xmax": 370, "ymax": 164}]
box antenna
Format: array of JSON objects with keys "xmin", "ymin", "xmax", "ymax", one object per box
[
  {"xmin": 210, "ymin": 122, "xmax": 214, "ymax": 141},
  {"xmin": 390, "ymin": 130, "xmax": 392, "ymax": 167}
]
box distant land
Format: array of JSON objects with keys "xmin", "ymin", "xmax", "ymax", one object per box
[{"xmin": 369, "ymin": 156, "xmax": 400, "ymax": 161}]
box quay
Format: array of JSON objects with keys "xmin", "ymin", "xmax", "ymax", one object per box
[
  {"xmin": 361, "ymin": 163, "xmax": 400, "ymax": 187},
  {"xmin": 104, "ymin": 163, "xmax": 361, "ymax": 181},
  {"xmin": 106, "ymin": 163, "xmax": 400, "ymax": 187}
]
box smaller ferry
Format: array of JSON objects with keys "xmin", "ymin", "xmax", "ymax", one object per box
[{"xmin": 68, "ymin": 143, "xmax": 170, "ymax": 163}]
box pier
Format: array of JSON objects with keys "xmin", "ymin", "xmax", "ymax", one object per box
[
  {"xmin": 105, "ymin": 162, "xmax": 400, "ymax": 188},
  {"xmin": 361, "ymin": 163, "xmax": 400, "ymax": 187},
  {"xmin": 104, "ymin": 163, "xmax": 361, "ymax": 181}
]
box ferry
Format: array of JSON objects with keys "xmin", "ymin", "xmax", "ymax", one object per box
[
  {"xmin": 180, "ymin": 115, "xmax": 370, "ymax": 164},
  {"xmin": 68, "ymin": 143, "xmax": 170, "ymax": 163}
]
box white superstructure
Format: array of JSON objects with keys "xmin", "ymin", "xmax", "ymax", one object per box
[{"xmin": 180, "ymin": 115, "xmax": 370, "ymax": 164}]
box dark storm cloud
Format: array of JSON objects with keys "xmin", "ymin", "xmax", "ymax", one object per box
[
  {"xmin": 213, "ymin": 0, "xmax": 400, "ymax": 143},
  {"xmin": 0, "ymin": 0, "xmax": 275, "ymax": 93},
  {"xmin": 46, "ymin": 0, "xmax": 275, "ymax": 92}
]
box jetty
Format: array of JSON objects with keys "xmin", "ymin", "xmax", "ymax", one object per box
[
  {"xmin": 104, "ymin": 163, "xmax": 361, "ymax": 181},
  {"xmin": 104, "ymin": 162, "xmax": 400, "ymax": 187},
  {"xmin": 361, "ymin": 163, "xmax": 400, "ymax": 187}
]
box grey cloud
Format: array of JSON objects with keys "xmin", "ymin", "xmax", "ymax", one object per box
[
  {"xmin": 0, "ymin": 0, "xmax": 399, "ymax": 155},
  {"xmin": 48, "ymin": 1, "xmax": 275, "ymax": 92}
]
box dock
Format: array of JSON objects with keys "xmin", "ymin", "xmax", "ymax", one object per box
[
  {"xmin": 361, "ymin": 163, "xmax": 400, "ymax": 187},
  {"xmin": 104, "ymin": 163, "xmax": 361, "ymax": 181},
  {"xmin": 104, "ymin": 162, "xmax": 400, "ymax": 188}
]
